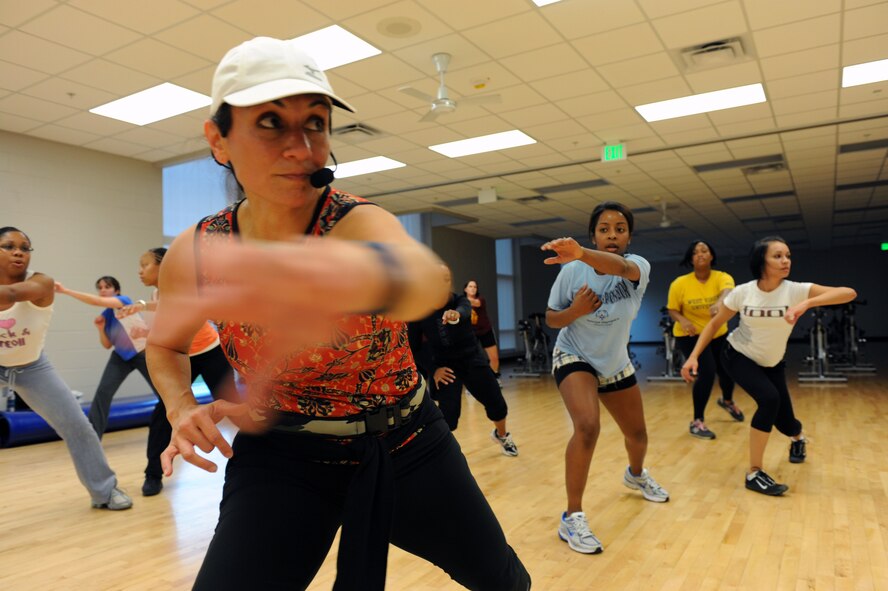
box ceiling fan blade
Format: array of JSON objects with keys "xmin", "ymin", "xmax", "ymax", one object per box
[
  {"xmin": 419, "ymin": 109, "xmax": 441, "ymax": 123},
  {"xmin": 399, "ymin": 86, "xmax": 437, "ymax": 103},
  {"xmin": 458, "ymin": 93, "xmax": 502, "ymax": 107}
]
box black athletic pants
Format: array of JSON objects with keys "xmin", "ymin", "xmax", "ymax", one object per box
[{"xmin": 676, "ymin": 334, "xmax": 734, "ymax": 420}]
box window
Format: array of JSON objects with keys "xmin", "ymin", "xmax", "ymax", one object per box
[
  {"xmin": 162, "ymin": 157, "xmax": 230, "ymax": 243},
  {"xmin": 495, "ymin": 238, "xmax": 517, "ymax": 350}
]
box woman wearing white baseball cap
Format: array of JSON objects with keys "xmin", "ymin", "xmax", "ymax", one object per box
[{"xmin": 146, "ymin": 36, "xmax": 531, "ymax": 591}]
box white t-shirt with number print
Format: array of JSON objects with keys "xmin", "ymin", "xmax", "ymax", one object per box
[{"xmin": 723, "ymin": 279, "xmax": 812, "ymax": 367}]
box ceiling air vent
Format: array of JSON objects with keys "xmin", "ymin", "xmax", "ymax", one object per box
[
  {"xmin": 742, "ymin": 162, "xmax": 786, "ymax": 176},
  {"xmin": 680, "ymin": 38, "xmax": 746, "ymax": 71},
  {"xmin": 517, "ymin": 195, "xmax": 550, "ymax": 203},
  {"xmin": 331, "ymin": 123, "xmax": 382, "ymax": 139}
]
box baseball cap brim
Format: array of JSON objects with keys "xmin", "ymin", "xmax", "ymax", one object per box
[{"xmin": 222, "ymin": 78, "xmax": 355, "ymax": 113}]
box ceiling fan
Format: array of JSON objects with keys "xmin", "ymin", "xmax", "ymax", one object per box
[
  {"xmin": 658, "ymin": 200, "xmax": 676, "ymax": 228},
  {"xmin": 399, "ymin": 53, "xmax": 501, "ymax": 122}
]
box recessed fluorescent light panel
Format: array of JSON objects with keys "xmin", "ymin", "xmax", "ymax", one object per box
[
  {"xmin": 842, "ymin": 58, "xmax": 888, "ymax": 88},
  {"xmin": 89, "ymin": 83, "xmax": 211, "ymax": 126},
  {"xmin": 635, "ymin": 83, "xmax": 766, "ymax": 122},
  {"xmin": 429, "ymin": 130, "xmax": 536, "ymax": 158},
  {"xmin": 533, "ymin": 0, "xmax": 564, "ymax": 5},
  {"xmin": 335, "ymin": 156, "xmax": 406, "ymax": 179},
  {"xmin": 292, "ymin": 25, "xmax": 381, "ymax": 71}
]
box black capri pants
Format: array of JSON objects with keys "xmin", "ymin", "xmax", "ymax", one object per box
[
  {"xmin": 722, "ymin": 344, "xmax": 801, "ymax": 436},
  {"xmin": 675, "ymin": 334, "xmax": 735, "ymax": 420},
  {"xmin": 431, "ymin": 357, "xmax": 508, "ymax": 431}
]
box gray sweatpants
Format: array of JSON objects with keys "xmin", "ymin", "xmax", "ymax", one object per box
[{"xmin": 1, "ymin": 352, "xmax": 118, "ymax": 505}]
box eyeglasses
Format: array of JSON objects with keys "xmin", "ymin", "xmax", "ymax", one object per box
[{"xmin": 0, "ymin": 244, "xmax": 34, "ymax": 254}]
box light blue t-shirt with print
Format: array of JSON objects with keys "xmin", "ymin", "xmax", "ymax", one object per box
[{"xmin": 547, "ymin": 253, "xmax": 651, "ymax": 378}]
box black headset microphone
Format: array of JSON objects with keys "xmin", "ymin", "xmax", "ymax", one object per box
[{"xmin": 309, "ymin": 153, "xmax": 338, "ymax": 189}]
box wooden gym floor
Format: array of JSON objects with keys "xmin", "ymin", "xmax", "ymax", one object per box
[{"xmin": 1, "ymin": 343, "xmax": 886, "ymax": 590}]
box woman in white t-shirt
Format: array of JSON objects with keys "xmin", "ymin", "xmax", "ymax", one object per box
[
  {"xmin": 681, "ymin": 236, "xmax": 856, "ymax": 496},
  {"xmin": 543, "ymin": 201, "xmax": 669, "ymax": 556}
]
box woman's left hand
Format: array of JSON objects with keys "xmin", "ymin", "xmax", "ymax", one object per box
[{"xmin": 541, "ymin": 237, "xmax": 583, "ymax": 265}]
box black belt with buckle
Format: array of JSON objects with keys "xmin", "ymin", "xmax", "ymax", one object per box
[{"xmin": 269, "ymin": 378, "xmax": 427, "ymax": 437}]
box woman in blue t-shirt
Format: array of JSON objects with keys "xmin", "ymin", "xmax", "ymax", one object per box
[
  {"xmin": 55, "ymin": 276, "xmax": 168, "ymax": 496},
  {"xmin": 543, "ymin": 201, "xmax": 669, "ymax": 556}
]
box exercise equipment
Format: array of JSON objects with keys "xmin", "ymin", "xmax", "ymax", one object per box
[
  {"xmin": 798, "ymin": 308, "xmax": 847, "ymax": 384},
  {"xmin": 648, "ymin": 307, "xmax": 684, "ymax": 382},
  {"xmin": 831, "ymin": 300, "xmax": 876, "ymax": 374},
  {"xmin": 512, "ymin": 313, "xmax": 551, "ymax": 378},
  {"xmin": 0, "ymin": 386, "xmax": 213, "ymax": 448}
]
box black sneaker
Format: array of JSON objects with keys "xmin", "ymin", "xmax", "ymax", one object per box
[
  {"xmin": 717, "ymin": 398, "xmax": 745, "ymax": 422},
  {"xmin": 789, "ymin": 438, "xmax": 807, "ymax": 463},
  {"xmin": 142, "ymin": 476, "xmax": 164, "ymax": 496},
  {"xmin": 745, "ymin": 470, "xmax": 788, "ymax": 496}
]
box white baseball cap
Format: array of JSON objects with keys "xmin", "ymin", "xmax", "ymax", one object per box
[{"xmin": 211, "ymin": 36, "xmax": 355, "ymax": 116}]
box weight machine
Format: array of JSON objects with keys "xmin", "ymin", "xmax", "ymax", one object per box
[
  {"xmin": 831, "ymin": 300, "xmax": 876, "ymax": 374},
  {"xmin": 647, "ymin": 307, "xmax": 685, "ymax": 382},
  {"xmin": 513, "ymin": 313, "xmax": 551, "ymax": 378},
  {"xmin": 798, "ymin": 307, "xmax": 847, "ymax": 384}
]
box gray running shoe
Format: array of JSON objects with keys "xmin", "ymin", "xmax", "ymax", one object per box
[
  {"xmin": 92, "ymin": 487, "xmax": 133, "ymax": 511},
  {"xmin": 558, "ymin": 511, "xmax": 603, "ymax": 554},
  {"xmin": 623, "ymin": 467, "xmax": 670, "ymax": 502}
]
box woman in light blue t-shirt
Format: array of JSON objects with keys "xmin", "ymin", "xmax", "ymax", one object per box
[{"xmin": 543, "ymin": 201, "xmax": 669, "ymax": 556}]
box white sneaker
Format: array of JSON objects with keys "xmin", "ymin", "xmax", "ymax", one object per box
[
  {"xmin": 622, "ymin": 467, "xmax": 669, "ymax": 502},
  {"xmin": 558, "ymin": 511, "xmax": 603, "ymax": 554},
  {"xmin": 491, "ymin": 429, "xmax": 518, "ymax": 457}
]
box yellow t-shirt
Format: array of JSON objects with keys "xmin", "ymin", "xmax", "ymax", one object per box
[{"xmin": 667, "ymin": 270, "xmax": 735, "ymax": 338}]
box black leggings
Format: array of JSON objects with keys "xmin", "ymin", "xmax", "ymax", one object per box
[
  {"xmin": 431, "ymin": 358, "xmax": 508, "ymax": 431},
  {"xmin": 193, "ymin": 401, "xmax": 530, "ymax": 591},
  {"xmin": 722, "ymin": 345, "xmax": 801, "ymax": 435},
  {"xmin": 676, "ymin": 334, "xmax": 734, "ymax": 420}
]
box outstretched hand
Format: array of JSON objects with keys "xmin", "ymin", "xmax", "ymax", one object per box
[
  {"xmin": 160, "ymin": 399, "xmax": 266, "ymax": 476},
  {"xmin": 541, "ymin": 237, "xmax": 583, "ymax": 265}
]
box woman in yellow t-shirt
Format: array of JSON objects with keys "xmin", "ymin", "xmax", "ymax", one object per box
[{"xmin": 667, "ymin": 240, "xmax": 743, "ymax": 440}]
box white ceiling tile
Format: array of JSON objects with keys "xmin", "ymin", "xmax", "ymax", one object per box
[
  {"xmin": 347, "ymin": 92, "xmax": 408, "ymax": 120},
  {"xmin": 839, "ymin": 97, "xmax": 888, "ymax": 118},
  {"xmin": 69, "ymin": 0, "xmax": 200, "ymax": 34},
  {"xmin": 342, "ymin": 1, "xmax": 454, "ymax": 52},
  {"xmin": 333, "ymin": 54, "xmax": 426, "ymax": 92},
  {"xmin": 133, "ymin": 147, "xmax": 182, "ymax": 163},
  {"xmin": 571, "ymin": 23, "xmax": 664, "ymax": 67},
  {"xmin": 0, "ymin": 0, "xmax": 58, "ymax": 27},
  {"xmin": 27, "ymin": 123, "xmax": 101, "ymax": 145},
  {"xmin": 617, "ymin": 77, "xmax": 693, "ymax": 106},
  {"xmin": 171, "ymin": 64, "xmax": 215, "ymax": 97},
  {"xmin": 637, "ymin": 0, "xmax": 725, "ymax": 19},
  {"xmin": 415, "ymin": 0, "xmax": 529, "ymax": 30},
  {"xmin": 529, "ymin": 69, "xmax": 610, "ymax": 102},
  {"xmin": 391, "ymin": 34, "xmax": 489, "ymax": 79},
  {"xmin": 558, "ymin": 90, "xmax": 629, "ymax": 118},
  {"xmin": 744, "ymin": 0, "xmax": 841, "ymax": 30},
  {"xmin": 843, "ymin": 3, "xmax": 888, "ymax": 40},
  {"xmin": 706, "ymin": 102, "xmax": 774, "ymax": 124},
  {"xmin": 499, "ymin": 44, "xmax": 589, "ymax": 83},
  {"xmin": 463, "ymin": 12, "xmax": 561, "ymax": 59},
  {"xmin": 498, "ymin": 103, "xmax": 569, "ymax": 129},
  {"xmin": 595, "ymin": 122, "xmax": 656, "ymax": 144},
  {"xmin": 104, "ymin": 38, "xmax": 212, "ymax": 79},
  {"xmin": 0, "ymin": 31, "xmax": 92, "ymax": 74},
  {"xmin": 147, "ymin": 113, "xmax": 206, "ymax": 139},
  {"xmin": 541, "ymin": 0, "xmax": 645, "ymax": 39},
  {"xmin": 658, "ymin": 126, "xmax": 720, "ymax": 145},
  {"xmin": 716, "ymin": 116, "xmax": 778, "ymax": 138},
  {"xmin": 446, "ymin": 114, "xmax": 520, "ymax": 138},
  {"xmin": 753, "ymin": 14, "xmax": 840, "ymax": 58},
  {"xmin": 649, "ymin": 114, "xmax": 714, "ymax": 136},
  {"xmin": 652, "ymin": 1, "xmax": 748, "ymax": 49},
  {"xmin": 760, "ymin": 45, "xmax": 840, "ymax": 80},
  {"xmin": 213, "ymin": 0, "xmax": 329, "ymax": 38},
  {"xmin": 0, "ymin": 112, "xmax": 44, "ymax": 133},
  {"xmin": 765, "ymin": 70, "xmax": 838, "ymax": 100},
  {"xmin": 577, "ymin": 108, "xmax": 646, "ymax": 135},
  {"xmin": 596, "ymin": 53, "xmax": 681, "ymax": 88},
  {"xmin": 21, "ymin": 5, "xmax": 140, "ymax": 56},
  {"xmin": 52, "ymin": 111, "xmax": 137, "ymax": 135},
  {"xmin": 19, "ymin": 77, "xmax": 117, "ymax": 110},
  {"xmin": 840, "ymin": 82, "xmax": 888, "ymax": 105},
  {"xmin": 439, "ymin": 62, "xmax": 524, "ymax": 99},
  {"xmin": 0, "ymin": 59, "xmax": 50, "ymax": 91},
  {"xmin": 841, "ymin": 33, "xmax": 888, "ymax": 65},
  {"xmin": 771, "ymin": 89, "xmax": 838, "ymax": 116},
  {"xmin": 478, "ymin": 84, "xmax": 547, "ymax": 114},
  {"xmin": 113, "ymin": 127, "xmax": 184, "ymax": 150},
  {"xmin": 60, "ymin": 59, "xmax": 162, "ymax": 97},
  {"xmin": 684, "ymin": 61, "xmax": 761, "ymax": 93},
  {"xmin": 0, "ymin": 93, "xmax": 78, "ymax": 122},
  {"xmin": 154, "ymin": 15, "xmax": 253, "ymax": 63}
]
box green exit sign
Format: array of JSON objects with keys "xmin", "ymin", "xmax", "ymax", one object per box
[
  {"xmin": 882, "ymin": 242, "xmax": 888, "ymax": 251},
  {"xmin": 602, "ymin": 144, "xmax": 626, "ymax": 162}
]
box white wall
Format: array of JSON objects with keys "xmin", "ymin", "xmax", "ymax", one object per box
[{"xmin": 1, "ymin": 130, "xmax": 163, "ymax": 400}]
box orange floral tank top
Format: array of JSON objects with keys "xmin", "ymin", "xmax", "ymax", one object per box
[{"xmin": 194, "ymin": 188, "xmax": 418, "ymax": 417}]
